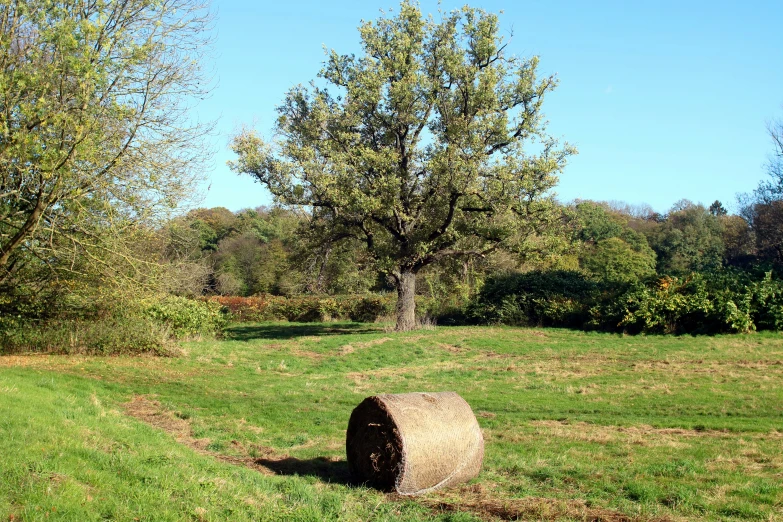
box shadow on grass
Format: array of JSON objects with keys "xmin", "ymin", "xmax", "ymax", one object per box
[
  {"xmin": 256, "ymin": 456, "xmax": 356, "ymax": 485},
  {"xmin": 226, "ymin": 323, "xmax": 379, "ymax": 341}
]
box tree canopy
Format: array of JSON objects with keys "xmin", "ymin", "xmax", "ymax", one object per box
[
  {"xmin": 230, "ymin": 1, "xmax": 575, "ymax": 330},
  {"xmin": 0, "ymin": 0, "xmax": 213, "ymax": 305},
  {"xmin": 572, "ymin": 201, "xmax": 656, "ymax": 283}
]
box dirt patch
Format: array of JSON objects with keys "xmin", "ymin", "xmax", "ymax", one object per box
[
  {"xmin": 419, "ymin": 484, "xmax": 669, "ymax": 522},
  {"xmin": 124, "ymin": 396, "xmax": 212, "ymax": 452}
]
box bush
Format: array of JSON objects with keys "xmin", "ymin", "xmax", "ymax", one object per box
[
  {"xmin": 0, "ymin": 315, "xmax": 171, "ymax": 356},
  {"xmin": 603, "ymin": 270, "xmax": 783, "ymax": 334},
  {"xmin": 348, "ymin": 295, "xmax": 393, "ymax": 322},
  {"xmin": 465, "ymin": 270, "xmax": 605, "ymax": 327},
  {"xmin": 144, "ymin": 295, "xmax": 229, "ymax": 339},
  {"xmin": 606, "ymin": 277, "xmax": 715, "ymax": 334},
  {"xmin": 0, "ymin": 295, "xmax": 229, "ymax": 355},
  {"xmin": 753, "ymin": 271, "xmax": 783, "ymax": 330},
  {"xmin": 464, "ymin": 268, "xmax": 783, "ymax": 334}
]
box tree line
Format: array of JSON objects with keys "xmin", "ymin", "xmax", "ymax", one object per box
[{"xmin": 170, "ymin": 189, "xmax": 783, "ymax": 302}]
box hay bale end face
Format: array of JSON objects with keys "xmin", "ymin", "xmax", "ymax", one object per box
[{"xmin": 345, "ymin": 391, "xmax": 484, "ymax": 495}]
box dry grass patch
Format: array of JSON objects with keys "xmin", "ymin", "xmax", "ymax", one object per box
[
  {"xmin": 338, "ymin": 336, "xmax": 393, "ymax": 356},
  {"xmin": 345, "ymin": 360, "xmax": 466, "ymax": 391},
  {"xmin": 359, "ymin": 336, "xmax": 394, "ymax": 347},
  {"xmin": 420, "ymin": 484, "xmax": 673, "ymax": 522},
  {"xmin": 289, "ymin": 348, "xmax": 326, "ymax": 360},
  {"xmin": 435, "ymin": 342, "xmax": 465, "ymax": 353},
  {"xmin": 629, "ymin": 359, "xmax": 783, "ymax": 378},
  {"xmin": 490, "ymin": 421, "xmax": 783, "ymax": 450},
  {"xmin": 124, "ymin": 396, "xmax": 207, "ymax": 449},
  {"xmin": 706, "ymin": 446, "xmax": 783, "ymax": 474},
  {"xmin": 0, "ymin": 354, "xmax": 106, "ymax": 369}
]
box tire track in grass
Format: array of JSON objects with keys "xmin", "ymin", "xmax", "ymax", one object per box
[{"xmin": 123, "ymin": 395, "xmax": 350, "ymax": 483}]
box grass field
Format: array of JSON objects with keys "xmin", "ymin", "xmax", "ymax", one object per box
[{"xmin": 1, "ymin": 323, "xmax": 782, "ymax": 521}]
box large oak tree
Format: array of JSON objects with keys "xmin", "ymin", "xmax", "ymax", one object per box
[{"xmin": 231, "ymin": 2, "xmax": 575, "ymax": 330}]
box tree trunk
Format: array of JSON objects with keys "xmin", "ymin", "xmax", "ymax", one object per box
[
  {"xmin": 0, "ymin": 191, "xmax": 47, "ymax": 271},
  {"xmin": 395, "ymin": 270, "xmax": 416, "ymax": 332},
  {"xmin": 315, "ymin": 246, "xmax": 332, "ymax": 293}
]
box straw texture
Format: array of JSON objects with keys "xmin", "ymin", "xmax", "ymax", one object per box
[{"xmin": 346, "ymin": 391, "xmax": 484, "ymax": 495}]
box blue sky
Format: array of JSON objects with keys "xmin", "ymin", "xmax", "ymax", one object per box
[{"xmin": 194, "ymin": 0, "xmax": 783, "ymax": 214}]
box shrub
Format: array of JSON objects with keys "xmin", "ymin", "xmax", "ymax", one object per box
[
  {"xmin": 144, "ymin": 295, "xmax": 229, "ymax": 339},
  {"xmin": 206, "ymin": 295, "xmax": 274, "ymax": 322},
  {"xmin": 0, "ymin": 315, "xmax": 171, "ymax": 356},
  {"xmin": 465, "ymin": 270, "xmax": 605, "ymax": 327},
  {"xmin": 607, "ymin": 271, "xmax": 782, "ymax": 334},
  {"xmin": 464, "ymin": 268, "xmax": 783, "ymax": 334},
  {"xmin": 0, "ymin": 295, "xmax": 228, "ymax": 355},
  {"xmin": 348, "ymin": 296, "xmax": 394, "ymax": 322},
  {"xmin": 752, "ymin": 271, "xmax": 783, "ymax": 330},
  {"xmin": 611, "ymin": 277, "xmax": 714, "ymax": 334}
]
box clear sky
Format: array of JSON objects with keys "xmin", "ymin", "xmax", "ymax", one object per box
[{"xmin": 194, "ymin": 0, "xmax": 783, "ymax": 214}]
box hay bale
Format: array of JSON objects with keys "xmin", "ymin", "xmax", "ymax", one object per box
[{"xmin": 346, "ymin": 391, "xmax": 484, "ymax": 495}]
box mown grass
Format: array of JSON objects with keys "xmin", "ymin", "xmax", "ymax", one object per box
[{"xmin": 1, "ymin": 323, "xmax": 781, "ymax": 521}]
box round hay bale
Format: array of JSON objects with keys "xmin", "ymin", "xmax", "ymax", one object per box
[{"xmin": 345, "ymin": 391, "xmax": 483, "ymax": 495}]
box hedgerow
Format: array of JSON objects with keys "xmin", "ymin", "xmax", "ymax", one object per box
[
  {"xmin": 0, "ymin": 295, "xmax": 229, "ymax": 355},
  {"xmin": 466, "ymin": 269, "xmax": 783, "ymax": 334},
  {"xmin": 204, "ymin": 294, "xmax": 438, "ymax": 323}
]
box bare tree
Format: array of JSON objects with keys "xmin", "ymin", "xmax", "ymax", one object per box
[
  {"xmin": 737, "ymin": 112, "xmax": 783, "ymax": 265},
  {"xmin": 756, "ymin": 116, "xmax": 783, "ymax": 203}
]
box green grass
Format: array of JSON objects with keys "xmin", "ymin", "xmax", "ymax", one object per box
[{"xmin": 1, "ymin": 323, "xmax": 782, "ymax": 521}]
